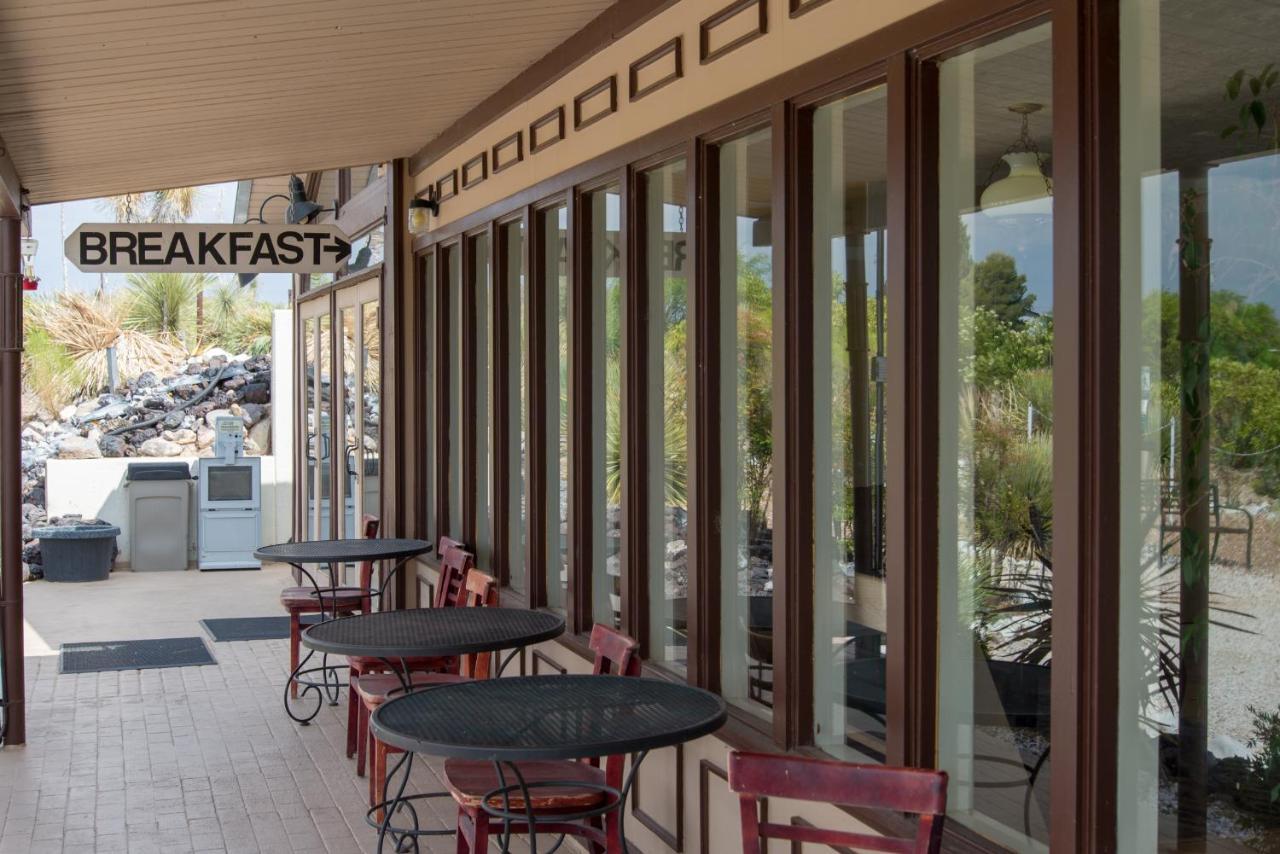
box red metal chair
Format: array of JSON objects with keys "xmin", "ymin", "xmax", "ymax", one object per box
[
  {"xmin": 360, "ymin": 566, "xmax": 498, "ymax": 817},
  {"xmin": 445, "ymin": 624, "xmax": 642, "ymax": 854},
  {"xmin": 346, "ymin": 539, "xmax": 473, "ymax": 773},
  {"xmin": 280, "ymin": 514, "xmax": 378, "ymax": 698},
  {"xmin": 728, "ymin": 751, "xmax": 948, "ymax": 854}
]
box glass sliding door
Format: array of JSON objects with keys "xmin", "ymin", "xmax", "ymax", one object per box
[
  {"xmin": 713, "ymin": 127, "xmax": 775, "ymax": 716},
  {"xmin": 501, "ymin": 220, "xmax": 527, "ymax": 593},
  {"xmin": 539, "ymin": 204, "xmax": 570, "ymax": 612},
  {"xmin": 810, "ymin": 85, "xmax": 890, "ymax": 760},
  {"xmin": 421, "ymin": 253, "xmax": 436, "ymax": 550},
  {"xmin": 300, "ymin": 305, "xmax": 336, "ymax": 541},
  {"xmin": 469, "ymin": 232, "xmax": 493, "ymax": 570},
  {"xmin": 1119, "ymin": 1, "xmax": 1280, "ymax": 849},
  {"xmin": 335, "ymin": 277, "xmax": 381, "ymax": 553},
  {"xmin": 642, "ymin": 159, "xmax": 690, "ymax": 672},
  {"xmin": 584, "ymin": 183, "xmax": 624, "ymax": 628},
  {"xmin": 444, "ymin": 243, "xmax": 463, "ymax": 538},
  {"xmin": 935, "ymin": 22, "xmax": 1055, "ymax": 849}
]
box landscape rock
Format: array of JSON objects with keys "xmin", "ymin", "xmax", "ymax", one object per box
[
  {"xmin": 239, "ymin": 382, "xmax": 270, "ymax": 404},
  {"xmin": 98, "ymin": 435, "xmax": 127, "ymax": 457},
  {"xmin": 138, "ymin": 437, "xmax": 183, "ymax": 457},
  {"xmin": 205, "ymin": 408, "xmax": 237, "ymax": 429},
  {"xmin": 247, "ymin": 418, "xmax": 271, "ymax": 454},
  {"xmin": 196, "ymin": 427, "xmax": 215, "ymax": 449},
  {"xmin": 57, "ymin": 435, "xmax": 102, "ymax": 459}
]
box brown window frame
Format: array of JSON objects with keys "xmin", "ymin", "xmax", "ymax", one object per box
[{"xmin": 400, "ymin": 0, "xmax": 1124, "ymax": 847}]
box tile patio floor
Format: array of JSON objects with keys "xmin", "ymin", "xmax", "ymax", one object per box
[{"xmin": 0, "ymin": 566, "xmax": 469, "ymax": 853}]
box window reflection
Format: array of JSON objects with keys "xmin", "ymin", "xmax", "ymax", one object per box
[
  {"xmin": 936, "ymin": 23, "xmax": 1055, "ymax": 850},
  {"xmin": 1122, "ymin": 1, "xmax": 1280, "ymax": 849},
  {"xmin": 540, "ymin": 205, "xmax": 570, "ymax": 612},
  {"xmin": 811, "ymin": 86, "xmax": 889, "ymax": 761},
  {"xmin": 644, "ymin": 160, "xmax": 690, "ymax": 671},
  {"xmin": 586, "ymin": 185, "xmax": 624, "ymax": 628},
  {"xmin": 715, "ymin": 127, "xmax": 776, "ymax": 715}
]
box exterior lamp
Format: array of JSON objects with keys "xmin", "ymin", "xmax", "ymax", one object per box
[
  {"xmin": 234, "ymin": 175, "xmax": 335, "ymax": 287},
  {"xmin": 980, "ymin": 103, "xmax": 1052, "ymax": 216},
  {"xmin": 286, "ymin": 174, "xmax": 325, "ymax": 223},
  {"xmin": 408, "ymin": 195, "xmax": 439, "ymax": 237}
]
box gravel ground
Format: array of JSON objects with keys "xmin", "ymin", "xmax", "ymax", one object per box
[{"xmin": 1206, "ymin": 559, "xmax": 1280, "ymax": 750}]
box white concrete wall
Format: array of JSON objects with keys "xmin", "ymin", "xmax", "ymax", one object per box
[
  {"xmin": 270, "ymin": 309, "xmax": 295, "ymax": 544},
  {"xmin": 46, "ymin": 455, "xmax": 290, "ymax": 569}
]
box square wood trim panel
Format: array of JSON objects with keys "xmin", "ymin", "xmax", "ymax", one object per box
[
  {"xmin": 630, "ymin": 37, "xmax": 684, "ymax": 102},
  {"xmin": 435, "ymin": 170, "xmax": 458, "ymax": 202},
  {"xmin": 699, "ymin": 0, "xmax": 768, "ymax": 64},
  {"xmin": 492, "ymin": 131, "xmax": 524, "ymax": 174},
  {"xmin": 573, "ymin": 76, "xmax": 619, "ymax": 131},
  {"xmin": 461, "ymin": 152, "xmax": 488, "ymax": 190},
  {"xmin": 530, "ymin": 106, "xmax": 566, "ymax": 153}
]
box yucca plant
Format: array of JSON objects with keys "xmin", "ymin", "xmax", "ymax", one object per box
[{"xmin": 123, "ymin": 272, "xmax": 213, "ymax": 340}]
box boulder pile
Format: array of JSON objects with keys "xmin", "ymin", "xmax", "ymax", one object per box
[{"xmin": 20, "ymin": 348, "xmax": 273, "ymax": 580}]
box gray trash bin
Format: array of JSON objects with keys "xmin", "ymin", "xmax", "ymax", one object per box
[
  {"xmin": 32, "ymin": 519, "xmax": 120, "ymax": 582},
  {"xmin": 126, "ymin": 461, "xmax": 192, "ymax": 571}
]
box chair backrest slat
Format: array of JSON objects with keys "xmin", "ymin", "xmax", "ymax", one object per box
[
  {"xmin": 756, "ymin": 822, "xmax": 915, "ymax": 853},
  {"xmin": 357, "ymin": 515, "xmax": 380, "ymax": 612},
  {"xmin": 433, "ymin": 545, "xmax": 473, "ymax": 609},
  {"xmin": 589, "ymin": 624, "xmax": 641, "ymax": 676},
  {"xmin": 728, "ymin": 751, "xmax": 947, "ymax": 854},
  {"xmin": 458, "ymin": 569, "xmax": 498, "ymax": 678}
]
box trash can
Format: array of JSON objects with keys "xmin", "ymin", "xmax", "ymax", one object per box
[
  {"xmin": 32, "ymin": 519, "xmax": 120, "ymax": 582},
  {"xmin": 126, "ymin": 461, "xmax": 192, "ymax": 571}
]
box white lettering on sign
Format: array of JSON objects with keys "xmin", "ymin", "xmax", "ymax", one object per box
[{"xmin": 64, "ymin": 223, "xmax": 353, "ymax": 274}]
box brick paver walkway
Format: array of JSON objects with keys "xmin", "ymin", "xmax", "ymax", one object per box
[{"xmin": 0, "ymin": 639, "xmax": 466, "ymax": 853}]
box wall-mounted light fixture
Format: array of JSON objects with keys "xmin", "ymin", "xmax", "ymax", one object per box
[
  {"xmin": 237, "ymin": 174, "xmax": 336, "ymax": 286},
  {"xmin": 980, "ymin": 103, "xmax": 1053, "ymax": 216},
  {"xmin": 408, "ymin": 191, "xmax": 440, "ymax": 237}
]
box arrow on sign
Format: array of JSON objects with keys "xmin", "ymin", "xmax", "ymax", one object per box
[{"xmin": 64, "ymin": 223, "xmax": 356, "ymax": 275}]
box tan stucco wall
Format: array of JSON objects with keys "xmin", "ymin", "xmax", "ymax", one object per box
[{"xmin": 411, "ymin": 0, "xmax": 946, "ymax": 228}]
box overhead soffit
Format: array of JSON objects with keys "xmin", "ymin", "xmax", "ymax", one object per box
[{"xmin": 0, "ymin": 0, "xmax": 616, "ymax": 204}]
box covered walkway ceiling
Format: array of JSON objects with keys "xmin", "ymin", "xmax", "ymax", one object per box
[{"xmin": 0, "ymin": 0, "xmax": 631, "ymax": 205}]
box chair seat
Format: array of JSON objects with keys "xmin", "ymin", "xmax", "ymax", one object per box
[
  {"xmin": 354, "ymin": 672, "xmax": 471, "ymax": 707},
  {"xmin": 348, "ymin": 654, "xmax": 455, "ymax": 674},
  {"xmin": 279, "ymin": 586, "xmax": 365, "ymax": 611},
  {"xmin": 444, "ymin": 759, "xmax": 608, "ymax": 810}
]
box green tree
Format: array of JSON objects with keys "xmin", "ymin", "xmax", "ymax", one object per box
[{"xmin": 974, "ymin": 252, "xmax": 1035, "ymax": 326}]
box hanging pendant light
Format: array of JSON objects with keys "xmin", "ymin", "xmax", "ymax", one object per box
[{"xmin": 980, "ymin": 103, "xmax": 1053, "ymax": 216}]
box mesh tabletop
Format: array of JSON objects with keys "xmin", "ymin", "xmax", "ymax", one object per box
[
  {"xmin": 370, "ymin": 675, "xmax": 728, "ymax": 761},
  {"xmin": 254, "ymin": 538, "xmax": 431, "ymax": 564},
  {"xmin": 301, "ymin": 608, "xmax": 565, "ymax": 659}
]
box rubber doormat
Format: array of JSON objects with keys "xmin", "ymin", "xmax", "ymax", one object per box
[
  {"xmin": 59, "ymin": 637, "xmax": 216, "ymax": 673},
  {"xmin": 199, "ymin": 615, "xmax": 321, "ymax": 642}
]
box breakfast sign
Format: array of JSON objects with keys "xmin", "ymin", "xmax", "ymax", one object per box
[{"xmin": 65, "ymin": 223, "xmax": 352, "ymax": 274}]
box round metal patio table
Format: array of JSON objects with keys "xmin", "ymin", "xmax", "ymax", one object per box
[
  {"xmin": 370, "ymin": 674, "xmax": 727, "ymax": 854},
  {"xmin": 255, "ymin": 538, "xmax": 432, "ymax": 724},
  {"xmin": 302, "ymin": 607, "xmax": 567, "ymax": 845}
]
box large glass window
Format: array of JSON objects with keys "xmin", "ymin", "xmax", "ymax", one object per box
[
  {"xmin": 811, "ymin": 86, "xmax": 889, "ymax": 761},
  {"xmin": 540, "ymin": 204, "xmax": 570, "ymax": 612},
  {"xmin": 304, "ymin": 316, "xmax": 318, "ymax": 540},
  {"xmin": 444, "ymin": 244, "xmax": 462, "ymax": 536},
  {"xmin": 644, "ymin": 160, "xmax": 690, "ymax": 672},
  {"xmin": 470, "ymin": 232, "xmax": 493, "ymax": 570},
  {"xmin": 936, "ymin": 23, "xmax": 1054, "ymax": 850},
  {"xmin": 501, "ymin": 221, "xmax": 527, "ymax": 593},
  {"xmin": 318, "ymin": 313, "xmax": 333, "ymax": 538},
  {"xmin": 585, "ymin": 184, "xmax": 624, "ymax": 628},
  {"xmin": 715, "ymin": 127, "xmax": 775, "ymax": 715},
  {"xmin": 421, "ymin": 255, "xmax": 436, "ymax": 549},
  {"xmin": 1120, "ymin": 1, "xmax": 1280, "ymax": 849}
]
